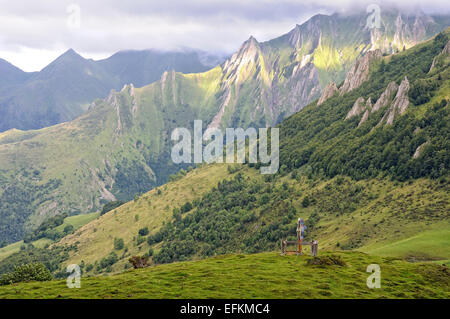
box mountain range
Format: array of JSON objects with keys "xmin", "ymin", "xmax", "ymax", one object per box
[
  {"xmin": 0, "ymin": 5, "xmax": 448, "ymax": 299},
  {"xmin": 0, "ymin": 49, "xmax": 223, "ymax": 132},
  {"xmin": 0, "ymin": 8, "xmax": 448, "ymax": 245},
  {"xmin": 0, "ymin": 25, "xmax": 448, "ymax": 285}
]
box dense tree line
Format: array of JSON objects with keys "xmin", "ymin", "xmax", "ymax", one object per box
[
  {"xmin": 278, "ymin": 32, "xmax": 449, "ymax": 182},
  {"xmin": 0, "ymin": 173, "xmax": 62, "ymax": 243},
  {"xmin": 149, "ymin": 173, "xmax": 298, "ymax": 264}
]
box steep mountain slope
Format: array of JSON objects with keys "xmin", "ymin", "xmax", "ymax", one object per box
[
  {"xmin": 97, "ymin": 49, "xmax": 221, "ymax": 88},
  {"xmin": 49, "ymin": 164, "xmax": 448, "ymax": 276},
  {"xmin": 1, "ymin": 30, "xmax": 443, "ymax": 275},
  {"xmin": 0, "ymin": 58, "xmax": 34, "ymax": 89},
  {"xmin": 0, "ymin": 9, "xmax": 448, "ymax": 244},
  {"xmin": 0, "ymin": 66, "xmax": 223, "ymax": 242},
  {"xmin": 206, "ymin": 9, "xmax": 449, "ymax": 129},
  {"xmin": 0, "ymin": 49, "xmax": 220, "ymax": 132}
]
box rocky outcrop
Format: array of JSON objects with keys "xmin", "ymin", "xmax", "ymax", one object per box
[
  {"xmin": 284, "ymin": 62, "xmax": 322, "ymax": 113},
  {"xmin": 378, "ymin": 76, "xmax": 410, "ymax": 125},
  {"xmin": 346, "ymin": 97, "xmax": 366, "ymax": 119},
  {"xmin": 413, "ymin": 141, "xmax": 429, "ymax": 159},
  {"xmin": 372, "ymin": 81, "xmax": 399, "ymax": 113},
  {"xmin": 358, "ymin": 98, "xmax": 372, "ymax": 127},
  {"xmin": 339, "ymin": 50, "xmax": 382, "ymax": 94},
  {"xmin": 221, "ymin": 36, "xmax": 267, "ymax": 86},
  {"xmin": 442, "ymin": 39, "xmax": 450, "ymax": 55},
  {"xmin": 359, "ymin": 109, "xmax": 370, "ymax": 127},
  {"xmin": 317, "ymin": 82, "xmax": 338, "ymax": 105},
  {"xmin": 345, "ymin": 96, "xmax": 373, "ymax": 126},
  {"xmin": 429, "ymin": 39, "xmax": 450, "ymax": 73}
]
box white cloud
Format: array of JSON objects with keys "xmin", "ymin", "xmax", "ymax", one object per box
[{"xmin": 0, "ymin": 0, "xmax": 448, "ymax": 71}]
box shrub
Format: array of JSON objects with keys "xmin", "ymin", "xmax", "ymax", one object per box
[
  {"xmin": 128, "ymin": 256, "xmax": 149, "ymax": 269},
  {"xmin": 63, "ymin": 225, "xmax": 74, "ymax": 234},
  {"xmin": 114, "ymin": 238, "xmax": 124, "ymax": 250},
  {"xmin": 98, "ymin": 252, "xmax": 118, "ymax": 269},
  {"xmin": 306, "ymin": 255, "xmax": 346, "ymax": 266},
  {"xmin": 138, "ymin": 227, "xmax": 149, "ymax": 236},
  {"xmin": 173, "ymin": 209, "xmax": 182, "ymax": 222},
  {"xmin": 301, "ymin": 196, "xmax": 310, "ymax": 208},
  {"xmin": 101, "ymin": 201, "xmax": 125, "ymax": 215},
  {"xmin": 0, "ymin": 263, "xmax": 52, "ymax": 285},
  {"xmin": 136, "ymin": 236, "xmax": 146, "ymax": 246},
  {"xmin": 180, "ymin": 202, "xmax": 193, "ymax": 213}
]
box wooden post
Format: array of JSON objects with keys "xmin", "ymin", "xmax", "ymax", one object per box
[
  {"xmin": 281, "ymin": 239, "xmax": 286, "ymax": 255},
  {"xmin": 311, "ymin": 240, "xmax": 318, "ymax": 257}
]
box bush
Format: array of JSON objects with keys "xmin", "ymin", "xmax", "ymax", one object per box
[
  {"xmin": 138, "ymin": 227, "xmax": 149, "ymax": 236},
  {"xmin": 173, "ymin": 209, "xmax": 182, "ymax": 222},
  {"xmin": 136, "ymin": 236, "xmax": 146, "ymax": 246},
  {"xmin": 114, "ymin": 238, "xmax": 124, "ymax": 250},
  {"xmin": 98, "ymin": 252, "xmax": 118, "ymax": 270},
  {"xmin": 306, "ymin": 255, "xmax": 346, "ymax": 267},
  {"xmin": 128, "ymin": 256, "xmax": 149, "ymax": 269},
  {"xmin": 63, "ymin": 225, "xmax": 74, "ymax": 234},
  {"xmin": 0, "ymin": 263, "xmax": 52, "ymax": 285},
  {"xmin": 101, "ymin": 201, "xmax": 125, "ymax": 215},
  {"xmin": 180, "ymin": 202, "xmax": 193, "ymax": 213}
]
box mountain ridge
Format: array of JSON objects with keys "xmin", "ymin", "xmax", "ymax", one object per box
[
  {"xmin": 0, "ymin": 48, "xmax": 223, "ymax": 132},
  {"xmin": 0, "ymin": 9, "xmax": 448, "ymax": 244}
]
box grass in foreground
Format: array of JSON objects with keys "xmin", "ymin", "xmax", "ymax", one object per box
[{"xmin": 0, "ymin": 251, "xmax": 448, "ymax": 299}]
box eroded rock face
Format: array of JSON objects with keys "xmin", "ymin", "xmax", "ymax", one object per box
[
  {"xmin": 345, "ymin": 96, "xmax": 373, "ymax": 126},
  {"xmin": 208, "ymin": 35, "xmax": 322, "ymax": 129},
  {"xmin": 346, "ymin": 97, "xmax": 366, "ymax": 119},
  {"xmin": 379, "ymin": 76, "xmax": 410, "ymax": 125},
  {"xmin": 443, "ymin": 39, "xmax": 450, "ymax": 55},
  {"xmin": 358, "ymin": 98, "xmax": 372, "ymax": 127},
  {"xmin": 429, "ymin": 39, "xmax": 450, "ymax": 73},
  {"xmin": 317, "ymin": 82, "xmax": 338, "ymax": 105},
  {"xmin": 372, "ymin": 81, "xmax": 399, "ymax": 113},
  {"xmin": 359, "ymin": 110, "xmax": 370, "ymax": 127},
  {"xmin": 339, "ymin": 50, "xmax": 382, "ymax": 94},
  {"xmin": 413, "ymin": 141, "xmax": 430, "ymax": 159}
]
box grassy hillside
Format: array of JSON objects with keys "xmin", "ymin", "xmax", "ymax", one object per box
[
  {"xmin": 54, "ymin": 164, "xmax": 242, "ymax": 270},
  {"xmin": 1, "ymin": 30, "xmax": 448, "ymax": 278},
  {"xmin": 0, "ymin": 251, "xmax": 448, "ymax": 299},
  {"xmin": 40, "ymin": 162, "xmax": 448, "ymax": 277},
  {"xmin": 0, "ymin": 66, "xmax": 222, "ymax": 243},
  {"xmin": 0, "ymin": 212, "xmax": 98, "ymax": 262},
  {"xmin": 1, "ymin": 9, "xmax": 448, "ymax": 245}
]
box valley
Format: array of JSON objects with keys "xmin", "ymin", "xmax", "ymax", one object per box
[{"xmin": 0, "ymin": 7, "xmax": 449, "ymax": 300}]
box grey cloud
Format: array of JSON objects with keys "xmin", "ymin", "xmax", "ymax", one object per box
[{"xmin": 0, "ymin": 0, "xmax": 449, "ymax": 71}]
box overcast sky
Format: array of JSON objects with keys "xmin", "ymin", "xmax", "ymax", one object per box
[{"xmin": 1, "ymin": 0, "xmax": 449, "ymax": 72}]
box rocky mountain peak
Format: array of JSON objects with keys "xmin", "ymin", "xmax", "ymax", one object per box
[
  {"xmin": 221, "ymin": 35, "xmax": 265, "ymax": 86},
  {"xmin": 340, "ymin": 49, "xmax": 382, "ymax": 94},
  {"xmin": 317, "ymin": 82, "xmax": 338, "ymax": 105}
]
